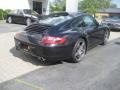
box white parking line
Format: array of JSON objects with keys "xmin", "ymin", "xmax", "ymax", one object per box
[{"xmin": 15, "ymin": 79, "xmax": 44, "ymax": 90}]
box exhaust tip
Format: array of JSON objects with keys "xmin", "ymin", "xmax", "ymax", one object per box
[{"xmin": 38, "ymin": 57, "xmax": 46, "ymax": 61}]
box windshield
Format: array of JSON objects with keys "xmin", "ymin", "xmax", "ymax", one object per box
[
  {"xmin": 23, "ymin": 9, "xmax": 38, "ymax": 15},
  {"xmin": 109, "ymin": 16, "xmax": 120, "ymax": 19},
  {"xmin": 39, "ymin": 16, "xmax": 72, "ymax": 25},
  {"xmin": 105, "ymin": 16, "xmax": 120, "ymax": 20}
]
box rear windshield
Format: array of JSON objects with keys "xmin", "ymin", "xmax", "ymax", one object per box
[{"xmin": 39, "ymin": 16, "xmax": 72, "ymax": 25}]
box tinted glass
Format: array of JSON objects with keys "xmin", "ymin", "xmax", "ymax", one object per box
[
  {"xmin": 49, "ymin": 12, "xmax": 69, "ymax": 17},
  {"xmin": 10, "ymin": 10, "xmax": 17, "ymax": 14},
  {"xmin": 83, "ymin": 16, "xmax": 96, "ymax": 27},
  {"xmin": 39, "ymin": 16, "xmax": 72, "ymax": 25},
  {"xmin": 109, "ymin": 16, "xmax": 120, "ymax": 19},
  {"xmin": 17, "ymin": 10, "xmax": 23, "ymax": 15}
]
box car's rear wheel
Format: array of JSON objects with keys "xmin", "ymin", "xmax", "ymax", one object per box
[
  {"xmin": 8, "ymin": 17, "xmax": 12, "ymax": 23},
  {"xmin": 72, "ymin": 39, "xmax": 86, "ymax": 63},
  {"xmin": 101, "ymin": 30, "xmax": 109, "ymax": 45},
  {"xmin": 26, "ymin": 18, "xmax": 31, "ymax": 26}
]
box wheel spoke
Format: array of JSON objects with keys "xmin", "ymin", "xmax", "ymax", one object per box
[
  {"xmin": 105, "ymin": 31, "xmax": 109, "ymax": 42},
  {"xmin": 74, "ymin": 40, "xmax": 86, "ymax": 61}
]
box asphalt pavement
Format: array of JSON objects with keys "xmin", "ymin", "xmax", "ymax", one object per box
[
  {"xmin": 0, "ymin": 37, "xmax": 120, "ymax": 90},
  {"xmin": 0, "ymin": 23, "xmax": 44, "ymax": 83},
  {"xmin": 0, "ymin": 23, "xmax": 26, "ymax": 33},
  {"xmin": 0, "ymin": 23, "xmax": 120, "ymax": 90}
]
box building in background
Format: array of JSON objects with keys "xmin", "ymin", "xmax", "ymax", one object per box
[
  {"xmin": 66, "ymin": 0, "xmax": 78, "ymax": 12},
  {"xmin": 0, "ymin": 0, "xmax": 50, "ymax": 15},
  {"xmin": 96, "ymin": 8, "xmax": 120, "ymax": 21},
  {"xmin": 0, "ymin": 0, "xmax": 79, "ymax": 15}
]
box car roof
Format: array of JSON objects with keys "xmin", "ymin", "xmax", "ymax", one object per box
[
  {"xmin": 49, "ymin": 12, "xmax": 86, "ymax": 18},
  {"xmin": 11, "ymin": 9, "xmax": 32, "ymax": 11}
]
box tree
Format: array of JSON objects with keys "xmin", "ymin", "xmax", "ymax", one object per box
[
  {"xmin": 79, "ymin": 0, "xmax": 117, "ymax": 16},
  {"xmin": 0, "ymin": 9, "xmax": 10, "ymax": 20},
  {"xmin": 50, "ymin": 0, "xmax": 66, "ymax": 12},
  {"xmin": 110, "ymin": 3, "xmax": 117, "ymax": 8}
]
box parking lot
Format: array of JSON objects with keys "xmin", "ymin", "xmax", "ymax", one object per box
[
  {"xmin": 0, "ymin": 23, "xmax": 44, "ymax": 83},
  {"xmin": 0, "ymin": 23, "xmax": 120, "ymax": 90}
]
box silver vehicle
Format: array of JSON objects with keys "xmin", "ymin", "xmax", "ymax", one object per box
[{"xmin": 102, "ymin": 16, "xmax": 120, "ymax": 30}]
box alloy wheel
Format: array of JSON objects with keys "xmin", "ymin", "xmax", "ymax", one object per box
[
  {"xmin": 8, "ymin": 17, "xmax": 12, "ymax": 23},
  {"xmin": 104, "ymin": 30, "xmax": 109, "ymax": 43},
  {"xmin": 72, "ymin": 39, "xmax": 86, "ymax": 62}
]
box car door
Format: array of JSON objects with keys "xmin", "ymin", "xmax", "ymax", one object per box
[
  {"xmin": 9, "ymin": 10, "xmax": 18, "ymax": 23},
  {"xmin": 16, "ymin": 10, "xmax": 25, "ymax": 24},
  {"xmin": 82, "ymin": 15, "xmax": 103, "ymax": 48}
]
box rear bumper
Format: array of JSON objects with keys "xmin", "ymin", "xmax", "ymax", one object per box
[{"xmin": 14, "ymin": 38, "xmax": 73, "ymax": 60}]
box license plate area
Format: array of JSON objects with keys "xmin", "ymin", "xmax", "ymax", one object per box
[
  {"xmin": 20, "ymin": 43, "xmax": 35, "ymax": 53},
  {"xmin": 21, "ymin": 43, "xmax": 29, "ymax": 51},
  {"xmin": 15, "ymin": 40, "xmax": 37, "ymax": 55}
]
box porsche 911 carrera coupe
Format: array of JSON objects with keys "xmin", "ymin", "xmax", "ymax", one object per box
[{"xmin": 14, "ymin": 12, "xmax": 110, "ymax": 63}]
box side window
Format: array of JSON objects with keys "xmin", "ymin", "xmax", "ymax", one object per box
[
  {"xmin": 83, "ymin": 16, "xmax": 96, "ymax": 27},
  {"xmin": 10, "ymin": 10, "xmax": 17, "ymax": 14},
  {"xmin": 17, "ymin": 10, "xmax": 23, "ymax": 15}
]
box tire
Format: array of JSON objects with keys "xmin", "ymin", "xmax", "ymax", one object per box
[
  {"xmin": 71, "ymin": 38, "xmax": 86, "ymax": 63},
  {"xmin": 101, "ymin": 30, "xmax": 109, "ymax": 45},
  {"xmin": 26, "ymin": 18, "xmax": 31, "ymax": 26},
  {"xmin": 8, "ymin": 17, "xmax": 12, "ymax": 23}
]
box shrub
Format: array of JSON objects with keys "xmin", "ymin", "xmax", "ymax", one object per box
[
  {"xmin": 0, "ymin": 9, "xmax": 4, "ymax": 20},
  {"xmin": 0, "ymin": 9, "xmax": 11, "ymax": 20},
  {"xmin": 5, "ymin": 9, "xmax": 11, "ymax": 13}
]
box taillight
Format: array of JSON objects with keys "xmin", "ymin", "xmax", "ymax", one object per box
[{"xmin": 41, "ymin": 36, "xmax": 66, "ymax": 45}]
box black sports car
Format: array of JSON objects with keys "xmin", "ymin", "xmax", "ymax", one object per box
[
  {"xmin": 6, "ymin": 9, "xmax": 42, "ymax": 25},
  {"xmin": 14, "ymin": 12, "xmax": 110, "ymax": 63}
]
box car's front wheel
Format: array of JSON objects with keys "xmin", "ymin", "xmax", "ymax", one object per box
[
  {"xmin": 72, "ymin": 39, "xmax": 86, "ymax": 63},
  {"xmin": 8, "ymin": 17, "xmax": 12, "ymax": 23}
]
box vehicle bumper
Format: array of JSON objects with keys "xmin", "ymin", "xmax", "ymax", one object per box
[{"xmin": 14, "ymin": 38, "xmax": 73, "ymax": 61}]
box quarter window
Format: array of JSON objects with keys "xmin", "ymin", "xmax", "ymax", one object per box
[
  {"xmin": 71, "ymin": 17, "xmax": 82, "ymax": 27},
  {"xmin": 17, "ymin": 10, "xmax": 23, "ymax": 15}
]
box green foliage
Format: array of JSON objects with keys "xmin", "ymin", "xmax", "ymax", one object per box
[
  {"xmin": 79, "ymin": 0, "xmax": 117, "ymax": 16},
  {"xmin": 0, "ymin": 9, "xmax": 4, "ymax": 20},
  {"xmin": 50, "ymin": 0, "xmax": 66, "ymax": 12},
  {"xmin": 0, "ymin": 9, "xmax": 11, "ymax": 20},
  {"xmin": 5, "ymin": 9, "xmax": 11, "ymax": 14},
  {"xmin": 110, "ymin": 4, "xmax": 117, "ymax": 8}
]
